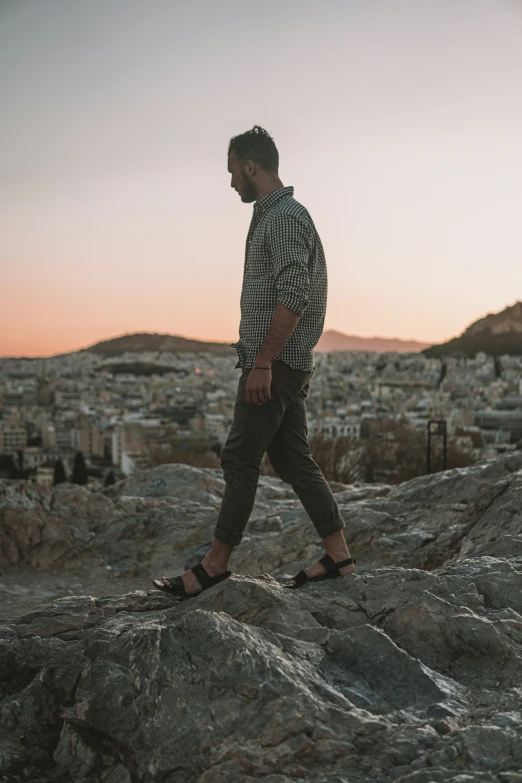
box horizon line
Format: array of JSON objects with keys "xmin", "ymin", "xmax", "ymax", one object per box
[{"xmin": 0, "ymin": 328, "xmax": 439, "ymax": 360}]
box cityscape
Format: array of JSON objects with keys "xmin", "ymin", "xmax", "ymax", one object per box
[{"xmin": 1, "ymin": 338, "xmax": 521, "ymax": 488}]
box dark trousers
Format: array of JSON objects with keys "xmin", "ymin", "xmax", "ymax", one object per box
[{"xmin": 213, "ymin": 359, "xmax": 345, "ymax": 546}]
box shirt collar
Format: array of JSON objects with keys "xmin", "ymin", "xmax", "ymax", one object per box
[{"xmin": 253, "ymin": 185, "xmax": 294, "ymax": 214}]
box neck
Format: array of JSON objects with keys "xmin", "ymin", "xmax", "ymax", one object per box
[{"xmin": 255, "ymin": 176, "xmax": 285, "ymax": 201}]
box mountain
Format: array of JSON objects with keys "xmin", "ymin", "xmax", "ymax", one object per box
[
  {"xmin": 423, "ymin": 301, "xmax": 522, "ymax": 358},
  {"xmin": 315, "ymin": 329, "xmax": 432, "ymax": 353},
  {"xmin": 83, "ymin": 332, "xmax": 235, "ymax": 357},
  {"xmin": 80, "ymin": 330, "xmax": 433, "ymax": 357}
]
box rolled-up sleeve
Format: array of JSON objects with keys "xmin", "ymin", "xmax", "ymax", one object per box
[{"xmin": 267, "ymin": 214, "xmax": 311, "ymax": 316}]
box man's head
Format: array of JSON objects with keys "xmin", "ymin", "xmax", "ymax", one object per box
[{"xmin": 227, "ymin": 125, "xmax": 280, "ymax": 203}]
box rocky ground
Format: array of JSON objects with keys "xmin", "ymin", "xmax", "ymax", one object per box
[{"xmin": 1, "ymin": 452, "xmax": 522, "ymax": 782}]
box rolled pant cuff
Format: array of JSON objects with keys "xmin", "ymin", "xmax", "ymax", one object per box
[
  {"xmin": 213, "ymin": 526, "xmax": 243, "ymax": 547},
  {"xmin": 317, "ymin": 517, "xmax": 345, "ymax": 539}
]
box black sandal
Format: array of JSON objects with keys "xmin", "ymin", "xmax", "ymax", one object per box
[
  {"xmin": 152, "ymin": 562, "xmax": 231, "ymax": 599},
  {"xmin": 285, "ymin": 553, "xmax": 356, "ymax": 590}
]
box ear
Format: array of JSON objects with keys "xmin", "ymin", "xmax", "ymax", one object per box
[{"xmin": 244, "ymin": 159, "xmax": 256, "ymax": 177}]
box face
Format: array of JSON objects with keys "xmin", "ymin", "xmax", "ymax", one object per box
[{"xmin": 228, "ymin": 153, "xmax": 258, "ymax": 203}]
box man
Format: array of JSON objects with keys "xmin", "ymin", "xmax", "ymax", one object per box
[{"xmin": 153, "ymin": 125, "xmax": 355, "ymax": 598}]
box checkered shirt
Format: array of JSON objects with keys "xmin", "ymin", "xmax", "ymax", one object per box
[{"xmin": 227, "ymin": 186, "xmax": 327, "ymax": 371}]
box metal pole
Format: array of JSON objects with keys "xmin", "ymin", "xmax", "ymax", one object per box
[{"xmin": 427, "ymin": 420, "xmax": 447, "ymax": 474}]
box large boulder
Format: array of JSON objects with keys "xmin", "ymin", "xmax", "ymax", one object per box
[
  {"xmin": 1, "ymin": 451, "xmax": 522, "ymax": 781},
  {"xmin": 2, "ymin": 452, "xmax": 521, "ymax": 581},
  {"xmin": 0, "ymin": 481, "xmax": 120, "ymax": 569},
  {"xmin": 1, "ymin": 557, "xmax": 521, "ymax": 782}
]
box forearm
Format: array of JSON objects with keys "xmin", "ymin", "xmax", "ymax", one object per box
[{"xmin": 255, "ymin": 302, "xmax": 301, "ymax": 366}]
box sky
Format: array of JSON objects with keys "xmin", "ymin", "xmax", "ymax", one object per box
[{"xmin": 1, "ymin": 0, "xmax": 521, "ymax": 357}]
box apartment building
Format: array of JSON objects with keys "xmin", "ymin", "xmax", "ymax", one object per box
[{"xmin": 0, "ymin": 419, "xmax": 28, "ymax": 453}]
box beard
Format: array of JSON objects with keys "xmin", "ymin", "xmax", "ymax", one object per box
[{"xmin": 239, "ymin": 170, "xmax": 258, "ymax": 203}]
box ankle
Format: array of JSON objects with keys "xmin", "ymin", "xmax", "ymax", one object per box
[
  {"xmin": 324, "ymin": 547, "xmax": 351, "ymax": 561},
  {"xmin": 202, "ymin": 556, "xmax": 230, "ymax": 573}
]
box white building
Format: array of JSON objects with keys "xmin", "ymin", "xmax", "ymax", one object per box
[
  {"xmin": 0, "ymin": 419, "xmax": 27, "ymax": 453},
  {"xmin": 310, "ymin": 415, "xmax": 361, "ymax": 440},
  {"xmin": 36, "ymin": 465, "xmax": 54, "ymax": 487}
]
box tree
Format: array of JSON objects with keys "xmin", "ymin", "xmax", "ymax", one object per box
[
  {"xmin": 0, "ymin": 455, "xmax": 20, "ymax": 480},
  {"xmin": 259, "ymin": 433, "xmax": 365, "ymax": 484},
  {"xmin": 360, "ymin": 417, "xmax": 475, "ymax": 484},
  {"xmin": 53, "ymin": 458, "xmax": 67, "ymax": 485},
  {"xmin": 104, "ymin": 469, "xmax": 116, "ymax": 487},
  {"xmin": 308, "ymin": 434, "xmax": 364, "ymax": 484},
  {"xmin": 71, "ymin": 451, "xmax": 88, "ymax": 485},
  {"xmin": 299, "ymin": 417, "xmax": 477, "ymax": 487},
  {"xmin": 361, "ymin": 417, "xmax": 426, "ymax": 484}
]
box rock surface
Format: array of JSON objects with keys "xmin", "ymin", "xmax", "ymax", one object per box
[{"xmin": 1, "ymin": 451, "xmax": 522, "ymax": 781}]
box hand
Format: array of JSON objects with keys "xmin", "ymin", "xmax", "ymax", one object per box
[{"xmin": 245, "ymin": 367, "xmax": 272, "ymax": 406}]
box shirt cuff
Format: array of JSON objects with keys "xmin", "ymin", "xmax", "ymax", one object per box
[{"xmin": 277, "ymin": 292, "xmax": 309, "ymax": 316}]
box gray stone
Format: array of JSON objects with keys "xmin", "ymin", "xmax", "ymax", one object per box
[
  {"xmin": 426, "ymin": 702, "xmax": 460, "ymax": 720},
  {"xmin": 1, "ymin": 451, "xmax": 522, "ymax": 780}
]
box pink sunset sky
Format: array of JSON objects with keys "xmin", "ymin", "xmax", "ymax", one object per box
[{"xmin": 1, "ymin": 0, "xmax": 521, "ymax": 358}]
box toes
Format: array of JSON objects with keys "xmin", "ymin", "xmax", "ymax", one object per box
[{"xmin": 155, "ymin": 573, "xmax": 206, "ymax": 596}]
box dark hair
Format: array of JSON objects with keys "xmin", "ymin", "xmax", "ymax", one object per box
[{"xmin": 228, "ymin": 125, "xmax": 279, "ymax": 174}]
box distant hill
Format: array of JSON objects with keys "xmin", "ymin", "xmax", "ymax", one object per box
[
  {"xmin": 82, "ymin": 330, "xmax": 434, "ymax": 357},
  {"xmin": 80, "ymin": 330, "xmax": 434, "ymax": 357},
  {"xmin": 315, "ymin": 330, "xmax": 432, "ymax": 353},
  {"xmin": 423, "ymin": 302, "xmax": 522, "ymax": 358},
  {"xmin": 83, "ymin": 333, "xmax": 235, "ymax": 357}
]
